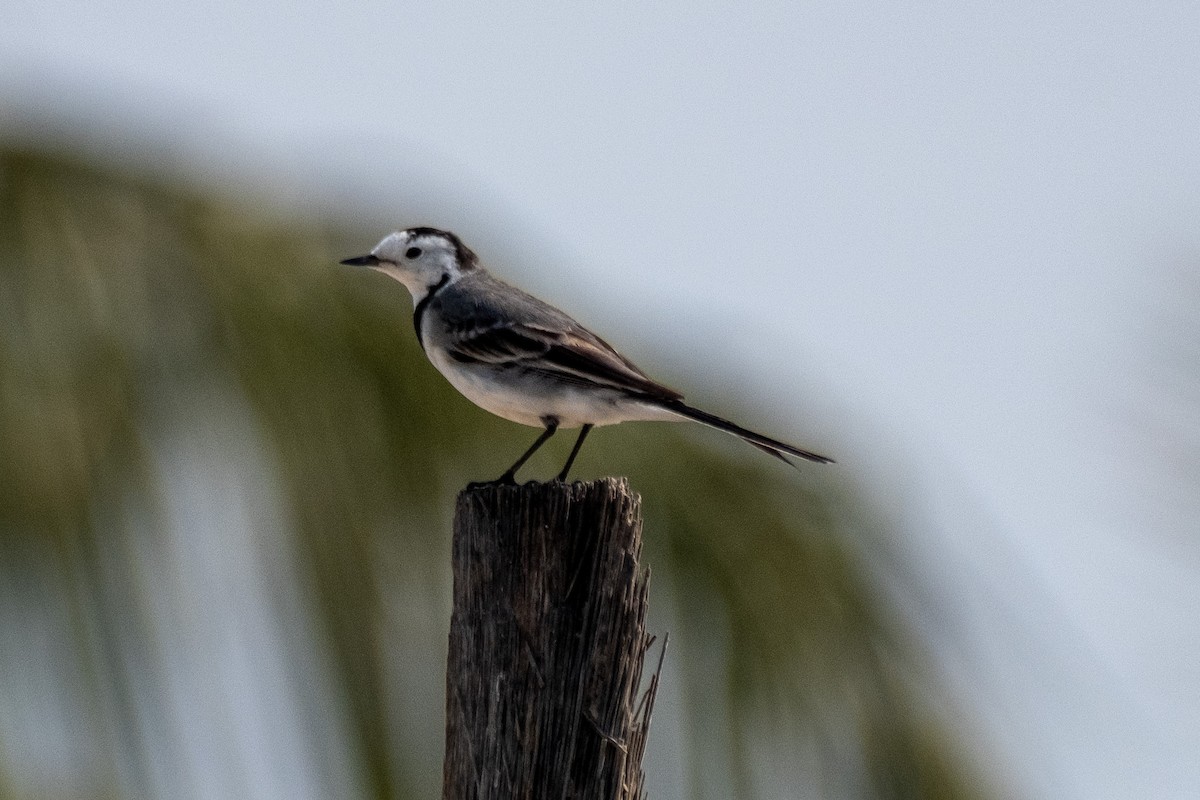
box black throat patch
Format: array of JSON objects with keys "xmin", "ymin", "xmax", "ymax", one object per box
[{"xmin": 413, "ymin": 274, "xmax": 451, "ymax": 350}]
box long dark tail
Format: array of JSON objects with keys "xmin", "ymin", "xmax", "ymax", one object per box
[{"xmin": 655, "ymin": 399, "xmax": 834, "ymax": 467}]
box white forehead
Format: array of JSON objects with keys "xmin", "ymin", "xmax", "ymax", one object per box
[{"xmin": 371, "ymin": 231, "xmax": 409, "ymax": 255}]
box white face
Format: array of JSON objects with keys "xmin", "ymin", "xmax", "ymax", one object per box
[{"xmin": 367, "ymin": 229, "xmax": 470, "ymax": 296}]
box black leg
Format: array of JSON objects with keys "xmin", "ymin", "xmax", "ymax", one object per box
[
  {"xmin": 555, "ymin": 424, "xmax": 593, "ymax": 482},
  {"xmin": 494, "ymin": 420, "xmax": 558, "ymax": 484}
]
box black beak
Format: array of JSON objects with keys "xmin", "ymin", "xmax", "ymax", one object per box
[{"xmin": 340, "ymin": 254, "xmax": 381, "ymax": 267}]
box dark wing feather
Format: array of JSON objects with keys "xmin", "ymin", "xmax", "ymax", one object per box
[
  {"xmin": 446, "ymin": 325, "xmax": 551, "ymax": 364},
  {"xmin": 445, "ymin": 322, "xmax": 682, "ymax": 401}
]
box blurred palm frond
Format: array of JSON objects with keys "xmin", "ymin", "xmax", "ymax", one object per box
[{"xmin": 0, "ymin": 148, "xmax": 987, "ymax": 800}]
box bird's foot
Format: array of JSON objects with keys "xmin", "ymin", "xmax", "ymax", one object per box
[{"xmin": 465, "ymin": 472, "xmax": 518, "ymax": 491}]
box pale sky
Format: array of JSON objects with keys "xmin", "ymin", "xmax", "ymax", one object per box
[{"xmin": 3, "ymin": 2, "xmax": 1199, "ymax": 797}]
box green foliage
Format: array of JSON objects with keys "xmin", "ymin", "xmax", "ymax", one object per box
[{"xmin": 0, "ymin": 148, "xmax": 987, "ymax": 799}]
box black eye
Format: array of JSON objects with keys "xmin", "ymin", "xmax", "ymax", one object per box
[{"xmin": 405, "ymin": 247, "xmax": 422, "ymax": 259}]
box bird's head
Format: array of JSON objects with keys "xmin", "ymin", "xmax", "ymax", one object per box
[{"xmin": 341, "ymin": 227, "xmax": 478, "ymax": 297}]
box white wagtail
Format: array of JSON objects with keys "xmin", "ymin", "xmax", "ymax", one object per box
[{"xmin": 341, "ymin": 227, "xmax": 832, "ymax": 483}]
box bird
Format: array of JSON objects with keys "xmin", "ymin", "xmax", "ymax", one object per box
[{"xmin": 340, "ymin": 227, "xmax": 833, "ymax": 484}]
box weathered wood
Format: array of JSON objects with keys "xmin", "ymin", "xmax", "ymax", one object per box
[{"xmin": 443, "ymin": 478, "xmax": 658, "ymax": 800}]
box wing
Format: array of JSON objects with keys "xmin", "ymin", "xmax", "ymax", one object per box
[
  {"xmin": 445, "ymin": 321, "xmax": 683, "ymax": 401},
  {"xmin": 430, "ymin": 271, "xmax": 683, "ymax": 401}
]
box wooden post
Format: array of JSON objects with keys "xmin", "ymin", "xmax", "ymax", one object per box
[{"xmin": 442, "ymin": 478, "xmax": 660, "ymax": 800}]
